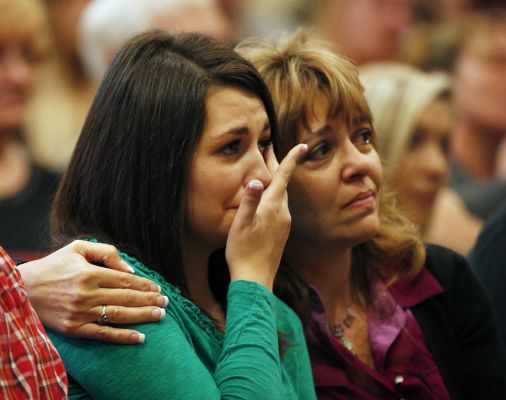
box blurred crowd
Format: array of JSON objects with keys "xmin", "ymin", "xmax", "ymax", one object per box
[{"xmin": 1, "ymin": 0, "xmax": 505, "ymax": 259}]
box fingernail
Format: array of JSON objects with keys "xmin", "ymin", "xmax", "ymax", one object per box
[
  {"xmin": 121, "ymin": 260, "xmax": 135, "ymax": 273},
  {"xmin": 248, "ymin": 180, "xmax": 263, "ymax": 190},
  {"xmin": 137, "ymin": 333, "xmax": 145, "ymax": 344},
  {"xmin": 150, "ymin": 283, "xmax": 161, "ymax": 292},
  {"xmin": 152, "ymin": 307, "xmax": 166, "ymax": 320},
  {"xmin": 156, "ymin": 295, "xmax": 169, "ymax": 307},
  {"xmin": 299, "ymin": 143, "xmax": 308, "ymax": 154}
]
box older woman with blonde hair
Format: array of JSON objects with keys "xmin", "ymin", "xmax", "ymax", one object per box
[
  {"xmin": 359, "ymin": 62, "xmax": 482, "ymax": 254},
  {"xmin": 236, "ymin": 30, "xmax": 505, "ymax": 399}
]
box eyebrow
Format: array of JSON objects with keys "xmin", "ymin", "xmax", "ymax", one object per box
[
  {"xmin": 303, "ymin": 124, "xmax": 332, "ymax": 143},
  {"xmin": 351, "ymin": 115, "xmax": 371, "ymax": 126},
  {"xmin": 219, "ymin": 120, "xmax": 271, "ymax": 137},
  {"xmin": 302, "ymin": 114, "xmax": 371, "ymax": 143}
]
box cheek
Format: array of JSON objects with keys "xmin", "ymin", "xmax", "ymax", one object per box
[
  {"xmin": 393, "ymin": 154, "xmax": 417, "ymax": 193},
  {"xmin": 288, "ymin": 172, "xmax": 336, "ymax": 219},
  {"xmin": 369, "ymin": 151, "xmax": 384, "ymax": 190},
  {"xmin": 190, "ymin": 160, "xmax": 244, "ymax": 211}
]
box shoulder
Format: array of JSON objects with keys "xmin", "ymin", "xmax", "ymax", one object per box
[
  {"xmin": 388, "ymin": 244, "xmax": 467, "ymax": 307},
  {"xmin": 423, "ymin": 243, "xmax": 471, "ymax": 291},
  {"xmin": 422, "ymin": 244, "xmax": 493, "ymax": 323},
  {"xmin": 469, "ymin": 205, "xmax": 506, "ymax": 271}
]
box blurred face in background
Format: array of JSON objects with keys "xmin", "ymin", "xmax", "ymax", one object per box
[
  {"xmin": 0, "ymin": 33, "xmax": 36, "ymax": 132},
  {"xmin": 0, "ymin": 0, "xmax": 47, "ymax": 134},
  {"xmin": 453, "ymin": 18, "xmax": 506, "ymax": 132},
  {"xmin": 44, "ymin": 0, "xmax": 91, "ymax": 65},
  {"xmin": 392, "ymin": 98, "xmax": 453, "ymax": 229},
  {"xmin": 326, "ymin": 0, "xmax": 413, "ymax": 64},
  {"xmin": 151, "ymin": 1, "xmax": 233, "ymax": 42}
]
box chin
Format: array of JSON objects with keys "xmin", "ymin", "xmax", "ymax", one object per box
[{"xmin": 351, "ymin": 219, "xmax": 381, "ymax": 245}]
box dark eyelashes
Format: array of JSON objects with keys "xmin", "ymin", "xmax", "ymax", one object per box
[
  {"xmin": 219, "ymin": 137, "xmax": 272, "ymax": 155},
  {"xmin": 356, "ymin": 129, "xmax": 373, "ymax": 144},
  {"xmin": 219, "ymin": 139, "xmax": 241, "ymax": 155},
  {"xmin": 259, "ymin": 137, "xmax": 273, "ymax": 149}
]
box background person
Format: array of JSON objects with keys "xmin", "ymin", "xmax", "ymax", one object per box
[
  {"xmin": 24, "ymin": 0, "xmax": 95, "ymax": 172},
  {"xmin": 359, "ymin": 62, "xmax": 482, "ymax": 254},
  {"xmin": 307, "ymin": 0, "xmax": 414, "ymax": 65},
  {"xmin": 0, "ymin": 0, "xmax": 60, "ymax": 260},
  {"xmin": 0, "ymin": 245, "xmax": 67, "ymax": 399},
  {"xmin": 469, "ymin": 204, "xmax": 506, "ymax": 349},
  {"xmin": 401, "ymin": 7, "xmax": 506, "ymax": 219},
  {"xmin": 79, "ymin": 0, "xmax": 233, "ymax": 84}
]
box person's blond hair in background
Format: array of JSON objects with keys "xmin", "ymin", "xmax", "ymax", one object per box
[
  {"xmin": 360, "ymin": 62, "xmax": 482, "ymax": 255},
  {"xmin": 23, "ymin": 0, "xmax": 95, "ymax": 173}
]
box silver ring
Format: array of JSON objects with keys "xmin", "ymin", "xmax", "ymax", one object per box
[{"xmin": 97, "ymin": 304, "xmax": 109, "ymax": 325}]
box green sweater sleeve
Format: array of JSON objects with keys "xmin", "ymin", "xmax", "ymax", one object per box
[
  {"xmin": 48, "ymin": 280, "xmax": 315, "ymax": 399},
  {"xmin": 216, "ymin": 280, "xmax": 283, "ymax": 398}
]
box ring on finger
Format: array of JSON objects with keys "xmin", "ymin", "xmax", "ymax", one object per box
[{"xmin": 97, "ymin": 304, "xmax": 109, "ymax": 325}]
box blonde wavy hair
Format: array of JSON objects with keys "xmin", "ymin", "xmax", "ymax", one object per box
[
  {"xmin": 236, "ymin": 30, "xmax": 426, "ymax": 283},
  {"xmin": 0, "ymin": 0, "xmax": 50, "ymax": 61},
  {"xmin": 359, "ymin": 62, "xmax": 451, "ymax": 182}
]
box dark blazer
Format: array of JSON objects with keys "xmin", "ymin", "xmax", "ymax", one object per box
[{"xmin": 412, "ymin": 244, "xmax": 506, "ymax": 400}]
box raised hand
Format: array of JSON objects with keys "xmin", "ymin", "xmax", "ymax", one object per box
[
  {"xmin": 18, "ymin": 240, "xmax": 167, "ymax": 344},
  {"xmin": 225, "ymin": 143, "xmax": 307, "ymax": 290}
]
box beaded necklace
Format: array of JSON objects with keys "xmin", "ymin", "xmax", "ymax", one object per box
[{"xmin": 328, "ymin": 307, "xmax": 355, "ymax": 353}]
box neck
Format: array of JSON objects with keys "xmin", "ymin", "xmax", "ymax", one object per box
[
  {"xmin": 182, "ymin": 239, "xmax": 225, "ymax": 325},
  {"xmin": 452, "ymin": 121, "xmax": 503, "ymax": 179},
  {"xmin": 284, "ymin": 236, "xmax": 357, "ymax": 314}
]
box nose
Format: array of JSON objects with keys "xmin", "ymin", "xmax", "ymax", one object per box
[
  {"xmin": 244, "ymin": 148, "xmax": 273, "ymax": 189},
  {"xmin": 420, "ymin": 143, "xmax": 449, "ymax": 184},
  {"xmin": 0, "ymin": 49, "xmax": 34, "ymax": 90},
  {"xmin": 382, "ymin": 0, "xmax": 412, "ymax": 31},
  {"xmin": 341, "ymin": 142, "xmax": 376, "ymax": 183}
]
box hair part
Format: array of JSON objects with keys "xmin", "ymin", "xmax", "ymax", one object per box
[{"xmin": 359, "ymin": 62, "xmax": 451, "ymax": 181}]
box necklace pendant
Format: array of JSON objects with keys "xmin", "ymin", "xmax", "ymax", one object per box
[
  {"xmin": 330, "ymin": 324, "xmax": 345, "ymax": 339},
  {"xmin": 341, "ymin": 338, "xmax": 354, "ymax": 353}
]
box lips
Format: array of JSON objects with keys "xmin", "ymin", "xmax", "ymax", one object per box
[{"xmin": 342, "ymin": 189, "xmax": 376, "ymax": 209}]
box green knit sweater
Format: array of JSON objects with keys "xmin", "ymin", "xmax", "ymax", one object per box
[{"xmin": 47, "ymin": 251, "xmax": 316, "ymax": 399}]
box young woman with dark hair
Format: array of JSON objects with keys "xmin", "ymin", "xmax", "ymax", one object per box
[{"xmin": 45, "ymin": 30, "xmax": 315, "ymax": 399}]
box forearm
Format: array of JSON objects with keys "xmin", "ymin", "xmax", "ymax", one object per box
[{"xmin": 216, "ymin": 280, "xmax": 284, "ymax": 399}]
